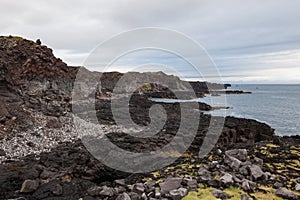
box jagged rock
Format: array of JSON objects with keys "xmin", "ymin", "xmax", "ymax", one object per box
[
  {"xmin": 275, "ymin": 187, "xmax": 299, "ymax": 200},
  {"xmin": 225, "ymin": 154, "xmax": 242, "ymax": 171},
  {"xmin": 159, "ymin": 177, "xmax": 182, "ymax": 193},
  {"xmin": 183, "ymin": 177, "xmax": 198, "ymax": 189},
  {"xmin": 131, "ymin": 183, "xmax": 145, "ymax": 194},
  {"xmin": 248, "ymin": 165, "xmax": 264, "ymax": 180},
  {"xmin": 116, "ymin": 192, "xmax": 131, "ymax": 200},
  {"xmin": 87, "ymin": 186, "xmax": 102, "ymax": 196},
  {"xmin": 99, "ymin": 186, "xmax": 116, "ymax": 197},
  {"xmin": 115, "ymin": 179, "xmax": 126, "ymax": 186},
  {"xmin": 225, "ymin": 149, "xmax": 248, "ymax": 162},
  {"xmin": 211, "ymin": 189, "xmax": 227, "ymax": 199},
  {"xmin": 155, "ymin": 189, "xmax": 162, "ymax": 199},
  {"xmin": 220, "ymin": 173, "xmax": 234, "ymax": 186},
  {"xmin": 20, "ymin": 179, "xmax": 39, "ymax": 193},
  {"xmin": 144, "ymin": 181, "xmax": 155, "ymax": 193},
  {"xmin": 241, "ymin": 179, "xmax": 256, "ymax": 191}
]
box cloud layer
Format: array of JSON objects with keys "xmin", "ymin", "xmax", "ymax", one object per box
[{"xmin": 1, "ymin": 0, "xmax": 300, "ymax": 83}]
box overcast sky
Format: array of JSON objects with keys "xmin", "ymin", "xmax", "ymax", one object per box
[{"xmin": 1, "ymin": 0, "xmax": 300, "ymax": 83}]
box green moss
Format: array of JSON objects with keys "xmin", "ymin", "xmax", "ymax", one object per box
[
  {"xmin": 142, "ymin": 83, "xmax": 152, "ymax": 91},
  {"xmin": 1, "ymin": 35, "xmax": 24, "ymax": 41},
  {"xmin": 182, "ymin": 187, "xmax": 217, "ymax": 200},
  {"xmin": 7, "ymin": 165, "xmax": 23, "ymax": 171},
  {"xmin": 265, "ymin": 144, "xmax": 279, "ymax": 148},
  {"xmin": 223, "ymin": 187, "xmax": 246, "ymax": 200}
]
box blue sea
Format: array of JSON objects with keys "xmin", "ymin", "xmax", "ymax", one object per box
[{"xmin": 152, "ymin": 84, "xmax": 300, "ymax": 136}]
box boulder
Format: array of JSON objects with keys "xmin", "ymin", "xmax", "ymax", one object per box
[
  {"xmin": 224, "ymin": 155, "xmax": 242, "ymax": 171},
  {"xmin": 225, "ymin": 149, "xmax": 248, "ymax": 162},
  {"xmin": 275, "ymin": 188, "xmax": 299, "ymax": 200},
  {"xmin": 241, "ymin": 179, "xmax": 256, "ymax": 191},
  {"xmin": 20, "ymin": 179, "xmax": 39, "ymax": 193},
  {"xmin": 248, "ymin": 165, "xmax": 264, "ymax": 180},
  {"xmin": 159, "ymin": 177, "xmax": 182, "ymax": 194},
  {"xmin": 220, "ymin": 173, "xmax": 234, "ymax": 186},
  {"xmin": 295, "ymin": 183, "xmax": 300, "ymax": 191},
  {"xmin": 99, "ymin": 186, "xmax": 116, "ymax": 197}
]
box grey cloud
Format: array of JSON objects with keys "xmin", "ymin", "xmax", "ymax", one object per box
[{"xmin": 0, "ymin": 0, "xmax": 300, "ymax": 83}]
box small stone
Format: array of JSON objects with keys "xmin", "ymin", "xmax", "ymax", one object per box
[
  {"xmin": 115, "ymin": 179, "xmax": 126, "ymax": 186},
  {"xmin": 273, "ymin": 182, "xmax": 283, "ymax": 189},
  {"xmin": 159, "ymin": 177, "xmax": 182, "ymax": 193},
  {"xmin": 144, "ymin": 181, "xmax": 155, "ymax": 193},
  {"xmin": 155, "ymin": 189, "xmax": 161, "ymax": 198},
  {"xmin": 275, "ymin": 187, "xmax": 299, "ymax": 200},
  {"xmin": 87, "ymin": 186, "xmax": 102, "ymax": 196},
  {"xmin": 116, "ymin": 193, "xmax": 131, "ymax": 200},
  {"xmin": 240, "ymin": 194, "xmax": 248, "ymax": 200},
  {"xmin": 132, "ymin": 183, "xmax": 145, "ymax": 194},
  {"xmin": 220, "ymin": 173, "xmax": 234, "ymax": 186},
  {"xmin": 36, "ymin": 39, "xmax": 42, "ymax": 45},
  {"xmin": 20, "ymin": 179, "xmax": 39, "ymax": 193},
  {"xmin": 211, "ymin": 189, "xmax": 227, "ymax": 199},
  {"xmin": 296, "ymin": 177, "xmax": 300, "ymax": 183},
  {"xmin": 141, "ymin": 193, "xmax": 147, "ymax": 200},
  {"xmin": 295, "ymin": 183, "xmax": 300, "ymax": 191}
]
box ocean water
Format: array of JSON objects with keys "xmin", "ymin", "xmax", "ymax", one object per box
[{"xmin": 151, "ymin": 84, "xmax": 300, "ymax": 136}]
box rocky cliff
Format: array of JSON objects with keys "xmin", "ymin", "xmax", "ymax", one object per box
[{"xmin": 0, "ymin": 36, "xmax": 282, "ymax": 200}]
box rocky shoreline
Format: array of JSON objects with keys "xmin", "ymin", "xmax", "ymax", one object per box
[{"xmin": 0, "ymin": 36, "xmax": 299, "ymax": 200}]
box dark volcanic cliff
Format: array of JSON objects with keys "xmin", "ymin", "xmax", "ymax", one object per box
[{"xmin": 0, "ymin": 36, "xmax": 285, "ymax": 200}]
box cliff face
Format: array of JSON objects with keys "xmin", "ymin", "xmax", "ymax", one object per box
[
  {"xmin": 0, "ymin": 36, "xmax": 275, "ymax": 142},
  {"xmin": 0, "ymin": 36, "xmax": 77, "ymax": 117},
  {"xmin": 0, "ymin": 36, "xmax": 229, "ymax": 117}
]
